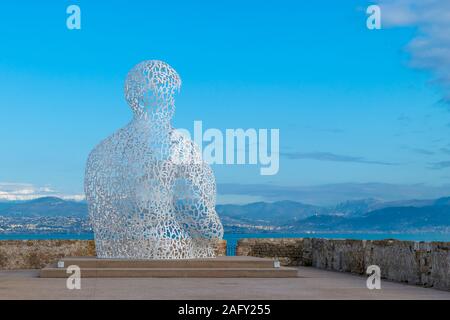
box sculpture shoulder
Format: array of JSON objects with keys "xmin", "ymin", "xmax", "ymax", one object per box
[
  {"xmin": 86, "ymin": 125, "xmax": 131, "ymax": 167},
  {"xmin": 169, "ymin": 130, "xmax": 216, "ymax": 182},
  {"xmin": 169, "ymin": 130, "xmax": 203, "ymax": 164}
]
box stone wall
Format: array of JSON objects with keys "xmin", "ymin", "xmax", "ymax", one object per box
[
  {"xmin": 214, "ymin": 239, "xmax": 227, "ymax": 257},
  {"xmin": 0, "ymin": 240, "xmax": 96, "ymax": 270},
  {"xmin": 0, "ymin": 239, "xmax": 227, "ymax": 270},
  {"xmin": 237, "ymin": 238, "xmax": 450, "ymax": 291},
  {"xmin": 236, "ymin": 238, "xmax": 312, "ymax": 266},
  {"xmin": 1, "ymin": 238, "xmax": 447, "ymax": 290}
]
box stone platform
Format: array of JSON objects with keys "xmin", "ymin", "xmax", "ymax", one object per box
[{"xmin": 40, "ymin": 256, "xmax": 298, "ymax": 278}]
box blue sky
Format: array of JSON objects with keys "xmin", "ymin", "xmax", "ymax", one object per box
[{"xmin": 1, "ymin": 0, "xmax": 450, "ymax": 204}]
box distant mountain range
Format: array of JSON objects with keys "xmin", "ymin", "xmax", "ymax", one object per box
[
  {"xmin": 1, "ymin": 196, "xmax": 449, "ymax": 233},
  {"xmin": 291, "ymin": 204, "xmax": 450, "ymax": 232},
  {"xmin": 0, "ymin": 197, "xmax": 87, "ymax": 217},
  {"xmin": 216, "ymin": 201, "xmax": 327, "ymax": 225}
]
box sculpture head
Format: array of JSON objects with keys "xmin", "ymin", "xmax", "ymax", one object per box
[{"xmin": 124, "ymin": 60, "xmax": 181, "ymax": 121}]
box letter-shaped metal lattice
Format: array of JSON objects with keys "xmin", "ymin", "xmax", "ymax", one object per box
[{"xmin": 85, "ymin": 60, "xmax": 224, "ymax": 259}]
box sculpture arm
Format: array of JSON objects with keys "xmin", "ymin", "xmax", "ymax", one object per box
[{"xmin": 173, "ymin": 163, "xmax": 224, "ymax": 240}]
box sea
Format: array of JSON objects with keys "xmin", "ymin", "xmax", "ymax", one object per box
[{"xmin": 1, "ymin": 232, "xmax": 449, "ymax": 250}]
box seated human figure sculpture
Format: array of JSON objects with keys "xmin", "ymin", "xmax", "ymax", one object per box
[{"xmin": 85, "ymin": 60, "xmax": 224, "ymax": 259}]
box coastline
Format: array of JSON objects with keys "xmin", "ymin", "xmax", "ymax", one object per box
[{"xmin": 1, "ymin": 231, "xmax": 449, "ymax": 244}]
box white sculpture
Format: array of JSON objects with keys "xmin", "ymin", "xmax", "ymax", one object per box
[{"xmin": 85, "ymin": 60, "xmax": 224, "ymax": 259}]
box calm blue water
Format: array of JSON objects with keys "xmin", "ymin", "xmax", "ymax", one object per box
[
  {"xmin": 223, "ymin": 232, "xmax": 450, "ymax": 248},
  {"xmin": 0, "ymin": 232, "xmax": 449, "ymax": 246}
]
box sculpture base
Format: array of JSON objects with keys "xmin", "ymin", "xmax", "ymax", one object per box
[{"xmin": 40, "ymin": 256, "xmax": 298, "ymax": 278}]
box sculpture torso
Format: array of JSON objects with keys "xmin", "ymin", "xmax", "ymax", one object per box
[{"xmin": 85, "ymin": 60, "xmax": 223, "ymax": 259}]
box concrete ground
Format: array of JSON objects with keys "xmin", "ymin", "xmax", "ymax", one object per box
[{"xmin": 0, "ymin": 267, "xmax": 449, "ymax": 300}]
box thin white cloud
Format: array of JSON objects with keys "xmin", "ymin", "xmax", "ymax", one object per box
[
  {"xmin": 281, "ymin": 151, "xmax": 398, "ymax": 165},
  {"xmin": 216, "ymin": 194, "xmax": 267, "ymax": 205},
  {"xmin": 377, "ymin": 0, "xmax": 450, "ymax": 102},
  {"xmin": 218, "ymin": 182, "xmax": 450, "ymax": 206},
  {"xmin": 0, "ymin": 182, "xmax": 84, "ymax": 201}
]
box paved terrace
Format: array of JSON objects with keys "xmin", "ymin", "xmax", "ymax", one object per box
[{"xmin": 1, "ymin": 267, "xmax": 449, "ymax": 300}]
